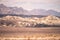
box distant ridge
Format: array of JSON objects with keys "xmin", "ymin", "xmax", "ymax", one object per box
[{"xmin": 0, "ymin": 4, "xmax": 60, "ymax": 16}]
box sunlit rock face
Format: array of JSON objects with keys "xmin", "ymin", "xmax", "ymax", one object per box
[
  {"xmin": 0, "ymin": 15, "xmax": 60, "ymax": 27},
  {"xmin": 40, "ymin": 15, "xmax": 60, "ymax": 25}
]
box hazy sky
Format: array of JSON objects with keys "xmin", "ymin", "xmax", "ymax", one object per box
[{"xmin": 0, "ymin": 0, "xmax": 60, "ymax": 11}]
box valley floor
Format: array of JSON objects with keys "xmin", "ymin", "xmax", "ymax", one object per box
[{"xmin": 0, "ymin": 27, "xmax": 60, "ymax": 40}]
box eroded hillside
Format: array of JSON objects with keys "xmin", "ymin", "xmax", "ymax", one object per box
[{"xmin": 0, "ymin": 15, "xmax": 60, "ymax": 27}]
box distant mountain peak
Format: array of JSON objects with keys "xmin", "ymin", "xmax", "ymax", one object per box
[
  {"xmin": 0, "ymin": 4, "xmax": 6, "ymax": 8},
  {"xmin": 0, "ymin": 4, "xmax": 60, "ymax": 16}
]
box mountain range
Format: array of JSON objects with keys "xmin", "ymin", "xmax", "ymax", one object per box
[{"xmin": 0, "ymin": 4, "xmax": 60, "ymax": 16}]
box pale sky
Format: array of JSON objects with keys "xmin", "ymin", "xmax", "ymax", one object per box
[{"xmin": 0, "ymin": 0, "xmax": 60, "ymax": 12}]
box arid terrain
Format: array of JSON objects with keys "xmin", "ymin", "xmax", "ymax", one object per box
[
  {"xmin": 0, "ymin": 0, "xmax": 60, "ymax": 40},
  {"xmin": 0, "ymin": 15, "xmax": 60, "ymax": 27},
  {"xmin": 0, "ymin": 27, "xmax": 60, "ymax": 40},
  {"xmin": 0, "ymin": 16, "xmax": 60, "ymax": 40}
]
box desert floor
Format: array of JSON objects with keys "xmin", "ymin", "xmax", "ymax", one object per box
[{"xmin": 0, "ymin": 27, "xmax": 60, "ymax": 40}]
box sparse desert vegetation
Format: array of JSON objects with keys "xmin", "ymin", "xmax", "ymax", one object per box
[
  {"xmin": 0, "ymin": 34, "xmax": 60, "ymax": 40},
  {"xmin": 0, "ymin": 15, "xmax": 60, "ymax": 40},
  {"xmin": 0, "ymin": 27, "xmax": 60, "ymax": 40},
  {"xmin": 0, "ymin": 2, "xmax": 60, "ymax": 40},
  {"xmin": 0, "ymin": 15, "xmax": 60, "ymax": 27}
]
